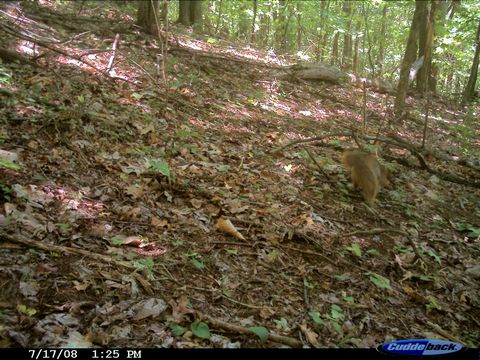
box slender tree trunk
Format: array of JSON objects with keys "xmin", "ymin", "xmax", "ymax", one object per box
[
  {"xmin": 352, "ymin": 24, "xmax": 360, "ymax": 73},
  {"xmin": 239, "ymin": 1, "xmax": 249, "ymax": 40},
  {"xmin": 462, "ymin": 20, "xmax": 480, "ymax": 105},
  {"xmin": 316, "ymin": 0, "xmax": 329, "ymax": 62},
  {"xmin": 378, "ymin": 3, "xmax": 388, "ymax": 77},
  {"xmin": 416, "ymin": 1, "xmax": 428, "ymax": 94},
  {"xmin": 251, "ymin": 0, "xmax": 257, "ymax": 43},
  {"xmin": 331, "ymin": 32, "xmax": 339, "ymax": 66},
  {"xmin": 395, "ymin": 0, "xmax": 423, "ymax": 113},
  {"xmin": 342, "ymin": 0, "xmax": 353, "ymax": 70},
  {"xmin": 296, "ymin": 2, "xmax": 302, "ymax": 50},
  {"xmin": 215, "ymin": 0, "xmax": 223, "ymax": 34}
]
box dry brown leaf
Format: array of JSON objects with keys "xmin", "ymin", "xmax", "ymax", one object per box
[
  {"xmin": 216, "ymin": 217, "xmax": 245, "ymax": 240},
  {"xmin": 190, "ymin": 199, "xmax": 203, "ymax": 209},
  {"xmin": 151, "ymin": 217, "xmax": 169, "ymax": 228},
  {"xmin": 300, "ymin": 323, "xmax": 320, "ymax": 348}
]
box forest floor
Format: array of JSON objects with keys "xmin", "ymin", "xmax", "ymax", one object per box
[{"xmin": 0, "ymin": 2, "xmax": 479, "ymax": 349}]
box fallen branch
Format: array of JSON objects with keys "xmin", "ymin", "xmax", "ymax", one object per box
[
  {"xmin": 1, "ymin": 231, "xmax": 136, "ymax": 270},
  {"xmin": 106, "ymin": 33, "xmax": 120, "ymax": 75},
  {"xmin": 197, "ymin": 311, "xmax": 303, "ymax": 348},
  {"xmin": 343, "ymin": 227, "xmax": 409, "ymax": 237}
]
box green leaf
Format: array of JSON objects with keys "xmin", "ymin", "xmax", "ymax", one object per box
[
  {"xmin": 346, "ymin": 243, "xmax": 362, "ymax": 257},
  {"xmin": 331, "ymin": 321, "xmax": 342, "ymax": 333},
  {"xmin": 226, "ymin": 248, "xmax": 238, "ymax": 255},
  {"xmin": 273, "ymin": 318, "xmax": 289, "ymax": 330},
  {"xmin": 132, "ymin": 258, "xmax": 154, "ymax": 271},
  {"xmin": 191, "ymin": 321, "xmax": 210, "ymax": 339},
  {"xmin": 0, "ymin": 159, "xmax": 20, "ymax": 170},
  {"xmin": 172, "ymin": 239, "xmax": 184, "ymax": 247},
  {"xmin": 368, "ymin": 272, "xmax": 391, "ymax": 289},
  {"xmin": 192, "ymin": 258, "xmax": 205, "ymax": 270},
  {"xmin": 111, "ymin": 236, "xmax": 124, "ymax": 245},
  {"xmin": 455, "ymin": 223, "xmax": 480, "ymax": 238},
  {"xmin": 170, "ymin": 323, "xmax": 187, "ymax": 336},
  {"xmin": 248, "ymin": 326, "xmax": 269, "ymax": 343},
  {"xmin": 426, "ymin": 249, "xmax": 441, "ymax": 264},
  {"xmin": 217, "ymin": 164, "xmax": 230, "ymax": 172},
  {"xmin": 308, "ymin": 310, "xmax": 325, "ymax": 326},
  {"xmin": 330, "ymin": 304, "xmax": 344, "ymax": 320},
  {"xmin": 17, "ymin": 304, "xmax": 37, "ymax": 316},
  {"xmin": 57, "ymin": 223, "xmax": 70, "ymax": 231}
]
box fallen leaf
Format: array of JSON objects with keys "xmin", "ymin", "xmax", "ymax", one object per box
[{"xmin": 216, "ymin": 217, "xmax": 245, "ymax": 240}]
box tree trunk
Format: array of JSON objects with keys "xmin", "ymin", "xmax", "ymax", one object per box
[
  {"xmin": 178, "ymin": 0, "xmax": 191, "ymax": 26},
  {"xmin": 462, "ymin": 20, "xmax": 480, "ymax": 105},
  {"xmin": 178, "ymin": 0, "xmax": 202, "ymax": 30},
  {"xmin": 378, "ymin": 3, "xmax": 387, "ymax": 77},
  {"xmin": 415, "ymin": 1, "xmax": 428, "ymax": 94},
  {"xmin": 275, "ymin": 0, "xmax": 287, "ymax": 51},
  {"xmin": 215, "ymin": 0, "xmax": 223, "ymax": 34},
  {"xmin": 190, "ymin": 0, "xmax": 202, "ymax": 30},
  {"xmin": 239, "ymin": 1, "xmax": 249, "ymax": 40},
  {"xmin": 342, "ymin": 0, "xmax": 353, "ymax": 70},
  {"xmin": 395, "ymin": 0, "xmax": 423, "ymax": 113},
  {"xmin": 251, "ymin": 0, "xmax": 257, "ymax": 43},
  {"xmin": 352, "ymin": 24, "xmax": 360, "ymax": 74},
  {"xmin": 296, "ymin": 2, "xmax": 302, "ymax": 50},
  {"xmin": 331, "ymin": 32, "xmax": 339, "ymax": 66},
  {"xmin": 137, "ymin": 0, "xmax": 160, "ymax": 35}
]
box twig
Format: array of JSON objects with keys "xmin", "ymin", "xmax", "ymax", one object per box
[
  {"xmin": 106, "ymin": 33, "xmax": 120, "ymax": 75},
  {"xmin": 303, "ymin": 277, "xmax": 313, "ymax": 312},
  {"xmin": 305, "ymin": 149, "xmax": 330, "ymax": 180}
]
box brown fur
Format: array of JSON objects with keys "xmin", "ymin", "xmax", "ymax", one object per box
[{"xmin": 342, "ymin": 149, "xmax": 390, "ymax": 206}]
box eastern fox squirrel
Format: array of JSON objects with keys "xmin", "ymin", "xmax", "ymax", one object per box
[{"xmin": 342, "ymin": 149, "xmax": 390, "ymax": 206}]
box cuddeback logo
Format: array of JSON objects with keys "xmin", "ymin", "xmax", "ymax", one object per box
[{"xmin": 378, "ymin": 339, "xmax": 464, "ymax": 356}]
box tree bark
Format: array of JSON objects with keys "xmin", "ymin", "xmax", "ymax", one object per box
[
  {"xmin": 342, "ymin": 0, "xmax": 353, "ymax": 70},
  {"xmin": 462, "ymin": 20, "xmax": 480, "ymax": 105},
  {"xmin": 331, "ymin": 32, "xmax": 339, "ymax": 66},
  {"xmin": 395, "ymin": 0, "xmax": 423, "ymax": 113},
  {"xmin": 137, "ymin": 0, "xmax": 160, "ymax": 35},
  {"xmin": 378, "ymin": 3, "xmax": 388, "ymax": 77},
  {"xmin": 251, "ymin": 0, "xmax": 257, "ymax": 43},
  {"xmin": 178, "ymin": 0, "xmax": 202, "ymax": 29}
]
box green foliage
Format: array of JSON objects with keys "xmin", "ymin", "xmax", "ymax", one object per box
[
  {"xmin": 455, "ymin": 223, "xmax": 480, "ymax": 238},
  {"xmin": 308, "ymin": 310, "xmax": 325, "ymax": 326},
  {"xmin": 148, "ymin": 158, "xmax": 175, "ymax": 184},
  {"xmin": 191, "ymin": 258, "xmax": 205, "ymax": 270},
  {"xmin": 191, "ymin": 321, "xmax": 210, "ymax": 339},
  {"xmin": 346, "ymin": 243, "xmax": 362, "ymax": 257},
  {"xmin": 367, "ymin": 272, "xmax": 391, "ymax": 289},
  {"xmin": 170, "ymin": 323, "xmax": 187, "ymax": 337},
  {"xmin": 132, "ymin": 257, "xmax": 155, "ymax": 274},
  {"xmin": 248, "ymin": 326, "xmax": 269, "ymax": 343},
  {"xmin": 0, "ymin": 159, "xmax": 20, "ymax": 170},
  {"xmin": 0, "ymin": 183, "xmax": 12, "ymax": 201},
  {"xmin": 426, "ymin": 249, "xmax": 441, "ymax": 264},
  {"xmin": 17, "ymin": 304, "xmax": 37, "ymax": 317}
]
